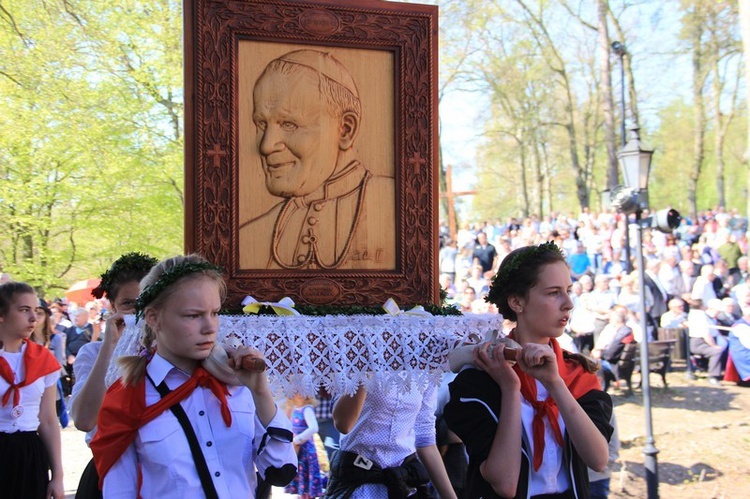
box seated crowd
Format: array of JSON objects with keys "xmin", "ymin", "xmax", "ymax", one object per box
[{"xmin": 439, "ymin": 206, "xmax": 750, "ymax": 388}]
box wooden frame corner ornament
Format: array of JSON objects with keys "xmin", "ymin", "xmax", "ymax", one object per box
[{"xmin": 184, "ymin": 0, "xmax": 440, "ymax": 309}]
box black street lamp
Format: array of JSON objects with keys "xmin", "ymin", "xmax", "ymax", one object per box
[
  {"xmin": 612, "ymin": 126, "xmax": 680, "ymax": 499},
  {"xmin": 611, "ymin": 41, "xmax": 633, "ymax": 272},
  {"xmin": 611, "ymin": 41, "xmax": 627, "ymax": 148}
]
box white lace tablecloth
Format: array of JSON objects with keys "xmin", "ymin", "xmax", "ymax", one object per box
[{"xmin": 107, "ymin": 314, "xmax": 502, "ymax": 396}]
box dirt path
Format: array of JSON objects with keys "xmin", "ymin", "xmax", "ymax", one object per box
[{"xmin": 610, "ymin": 365, "xmax": 750, "ymax": 498}]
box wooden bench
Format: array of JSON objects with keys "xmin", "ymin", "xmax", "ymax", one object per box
[{"xmin": 616, "ymin": 339, "xmax": 676, "ymax": 391}]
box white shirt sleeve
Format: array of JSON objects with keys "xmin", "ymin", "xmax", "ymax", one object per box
[
  {"xmin": 70, "ymin": 341, "xmax": 101, "ymax": 414},
  {"xmin": 254, "ymin": 402, "xmax": 297, "ymax": 483},
  {"xmin": 414, "ymin": 383, "xmax": 438, "ymax": 448}
]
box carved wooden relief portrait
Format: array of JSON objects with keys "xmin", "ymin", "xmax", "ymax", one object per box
[
  {"xmin": 237, "ymin": 46, "xmax": 395, "ymax": 271},
  {"xmin": 184, "ymin": 0, "xmax": 439, "ymax": 308}
]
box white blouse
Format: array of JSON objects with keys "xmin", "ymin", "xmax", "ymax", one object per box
[
  {"xmin": 521, "ymin": 380, "xmax": 571, "ymax": 496},
  {"xmin": 70, "ymin": 340, "xmax": 102, "ymax": 444},
  {"xmin": 0, "ymin": 345, "xmax": 58, "ymax": 433},
  {"xmin": 103, "ymin": 354, "xmax": 296, "ymax": 498}
]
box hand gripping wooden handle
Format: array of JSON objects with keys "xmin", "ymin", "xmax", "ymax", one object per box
[
  {"xmin": 503, "ymin": 347, "xmax": 520, "ymax": 362},
  {"xmin": 240, "ymin": 355, "xmax": 268, "ymax": 373}
]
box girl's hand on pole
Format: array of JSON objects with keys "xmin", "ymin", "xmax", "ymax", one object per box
[
  {"xmin": 229, "ymin": 345, "xmax": 270, "ymax": 393},
  {"xmin": 517, "ymin": 342, "xmax": 561, "ymax": 387},
  {"xmin": 474, "ymin": 342, "xmax": 520, "ymax": 392}
]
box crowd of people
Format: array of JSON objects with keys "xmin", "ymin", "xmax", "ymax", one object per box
[
  {"xmin": 1, "ymin": 205, "xmax": 749, "ymax": 498},
  {"xmin": 439, "ymin": 207, "xmax": 750, "ymax": 388}
]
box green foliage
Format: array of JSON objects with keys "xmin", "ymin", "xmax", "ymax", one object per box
[
  {"xmin": 225, "ymin": 303, "xmax": 462, "ymax": 317},
  {"xmin": 1, "ymin": 0, "xmax": 748, "ymax": 298},
  {"xmin": 446, "ymin": 0, "xmax": 747, "ymax": 223},
  {"xmin": 0, "ymin": 0, "xmax": 183, "ymax": 296}
]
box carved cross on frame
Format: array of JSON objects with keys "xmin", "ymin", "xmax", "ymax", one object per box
[
  {"xmin": 206, "ymin": 143, "xmax": 227, "ymax": 168},
  {"xmin": 407, "ymin": 151, "xmax": 427, "ymax": 173}
]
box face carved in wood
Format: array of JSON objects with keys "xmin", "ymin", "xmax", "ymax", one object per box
[
  {"xmin": 240, "ymin": 50, "xmax": 395, "ymax": 271},
  {"xmin": 252, "ymin": 53, "xmax": 358, "ymax": 199}
]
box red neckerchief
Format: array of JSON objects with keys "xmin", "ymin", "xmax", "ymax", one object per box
[
  {"xmin": 91, "ymin": 365, "xmax": 232, "ymax": 487},
  {"xmin": 0, "ymin": 339, "xmax": 61, "ymax": 407},
  {"xmin": 508, "ymin": 333, "xmax": 601, "ymax": 471}
]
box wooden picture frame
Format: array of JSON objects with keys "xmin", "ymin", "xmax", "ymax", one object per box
[{"xmin": 184, "ymin": 0, "xmax": 439, "ymax": 309}]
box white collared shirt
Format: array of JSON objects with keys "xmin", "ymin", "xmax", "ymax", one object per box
[
  {"xmin": 521, "ymin": 380, "xmax": 571, "ymax": 496},
  {"xmin": 70, "ymin": 340, "xmax": 102, "ymax": 444},
  {"xmin": 338, "ymin": 381, "xmax": 438, "ymax": 498},
  {"xmin": 0, "ymin": 344, "xmax": 58, "ymax": 433},
  {"xmin": 103, "ymin": 354, "xmax": 296, "ymax": 498}
]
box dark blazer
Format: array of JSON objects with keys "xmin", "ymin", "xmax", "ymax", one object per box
[
  {"xmin": 644, "ymin": 273, "xmax": 668, "ymax": 318},
  {"xmin": 444, "ymin": 367, "xmax": 613, "ymax": 499},
  {"xmin": 601, "ymin": 326, "xmax": 635, "ymax": 363},
  {"xmin": 64, "ymin": 323, "xmax": 93, "ymax": 357}
]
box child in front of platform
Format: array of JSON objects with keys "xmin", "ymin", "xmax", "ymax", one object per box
[
  {"xmin": 285, "ymin": 393, "xmax": 326, "ymax": 498},
  {"xmin": 90, "ymin": 254, "xmax": 297, "ymax": 497},
  {"xmin": 0, "ymin": 281, "xmax": 65, "ymax": 498},
  {"xmin": 327, "ymin": 382, "xmax": 457, "ymax": 498}
]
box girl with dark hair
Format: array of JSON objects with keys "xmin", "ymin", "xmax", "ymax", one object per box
[
  {"xmin": 90, "ymin": 254, "xmax": 297, "ymax": 497},
  {"xmin": 32, "ymin": 298, "xmax": 68, "ymax": 429},
  {"xmin": 70, "ymin": 252, "xmax": 158, "ymax": 498},
  {"xmin": 444, "ymin": 242, "xmax": 613, "ymax": 499},
  {"xmin": 32, "ymin": 298, "xmax": 66, "ymax": 368},
  {"xmin": 31, "ymin": 299, "xmax": 52, "ymax": 348},
  {"xmin": 0, "ymin": 281, "xmax": 64, "ymax": 498}
]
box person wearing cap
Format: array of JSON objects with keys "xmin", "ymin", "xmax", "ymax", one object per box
[
  {"xmin": 238, "ymin": 49, "xmax": 395, "ymax": 271},
  {"xmin": 50, "ymin": 298, "xmax": 72, "ymax": 334}
]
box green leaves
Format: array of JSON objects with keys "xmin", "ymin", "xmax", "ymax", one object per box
[{"xmin": 0, "ymin": 0, "xmax": 182, "ymax": 296}]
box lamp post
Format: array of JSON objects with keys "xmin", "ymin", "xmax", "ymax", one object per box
[
  {"xmin": 616, "ymin": 126, "xmax": 658, "ymax": 498},
  {"xmin": 611, "ymin": 41, "xmax": 627, "ymax": 148},
  {"xmin": 613, "ymin": 126, "xmax": 680, "ymax": 499},
  {"xmin": 611, "ymin": 41, "xmax": 633, "ymax": 272}
]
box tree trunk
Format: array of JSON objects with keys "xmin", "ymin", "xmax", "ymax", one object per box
[
  {"xmin": 598, "ymin": 0, "xmax": 619, "ymax": 189},
  {"xmin": 532, "ymin": 130, "xmax": 544, "ymax": 217},
  {"xmin": 608, "ymin": 12, "xmax": 641, "ymax": 134},
  {"xmin": 713, "ymin": 61, "xmax": 726, "ymax": 208},
  {"xmin": 519, "ymin": 141, "xmax": 530, "ymax": 218},
  {"xmin": 689, "ymin": 5, "xmax": 707, "ymax": 220},
  {"xmin": 438, "ymin": 145, "xmax": 450, "ymax": 224},
  {"xmin": 737, "ymin": 0, "xmax": 750, "ymax": 220},
  {"xmin": 739, "ymin": 1, "xmax": 750, "ymax": 162}
]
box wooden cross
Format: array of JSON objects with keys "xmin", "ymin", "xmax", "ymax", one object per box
[
  {"xmin": 407, "ymin": 151, "xmax": 427, "ymax": 173},
  {"xmin": 206, "ymin": 143, "xmax": 227, "ymax": 168},
  {"xmin": 440, "ymin": 164, "xmax": 477, "ymax": 241}
]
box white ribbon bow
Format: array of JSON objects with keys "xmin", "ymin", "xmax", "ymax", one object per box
[
  {"xmin": 242, "ymin": 296, "xmax": 300, "ymax": 316},
  {"xmin": 382, "ymin": 297, "xmax": 432, "ymax": 317}
]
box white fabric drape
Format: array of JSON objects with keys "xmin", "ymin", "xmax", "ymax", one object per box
[{"xmin": 107, "ymin": 314, "xmax": 502, "ymax": 397}]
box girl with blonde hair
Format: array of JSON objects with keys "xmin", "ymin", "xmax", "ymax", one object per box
[
  {"xmin": 285, "ymin": 393, "xmax": 326, "ymax": 498},
  {"xmin": 91, "ymin": 254, "xmax": 297, "ymax": 497}
]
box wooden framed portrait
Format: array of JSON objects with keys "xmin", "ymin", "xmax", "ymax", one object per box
[{"xmin": 184, "ymin": 0, "xmax": 439, "ymax": 309}]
